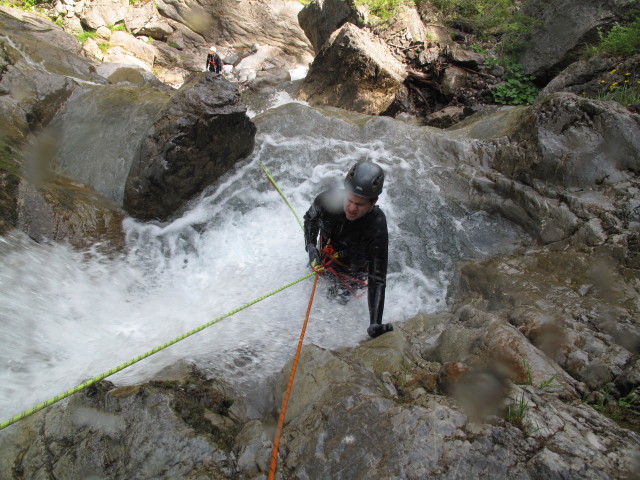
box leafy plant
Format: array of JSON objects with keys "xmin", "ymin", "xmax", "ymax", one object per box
[
  {"xmin": 469, "ymin": 44, "xmax": 486, "ymax": 54},
  {"xmin": 492, "ymin": 63, "xmax": 538, "ymax": 105},
  {"xmin": 587, "ymin": 17, "xmax": 640, "ymax": 57},
  {"xmin": 538, "ymin": 374, "xmax": 560, "ymax": 390},
  {"xmin": 503, "ymin": 391, "xmax": 528, "ymax": 427}
]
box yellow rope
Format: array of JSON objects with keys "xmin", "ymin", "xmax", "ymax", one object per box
[
  {"xmin": 259, "ymin": 162, "xmax": 304, "ymax": 231},
  {"xmin": 0, "ymin": 271, "xmax": 316, "ymax": 431}
]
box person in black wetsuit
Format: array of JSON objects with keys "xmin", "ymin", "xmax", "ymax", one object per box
[
  {"xmin": 303, "ymin": 162, "xmax": 392, "ymax": 338},
  {"xmin": 206, "ymin": 46, "xmax": 223, "ymax": 73}
]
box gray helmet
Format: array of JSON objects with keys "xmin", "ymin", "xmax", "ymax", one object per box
[{"xmin": 344, "ymin": 162, "xmax": 384, "ymax": 199}]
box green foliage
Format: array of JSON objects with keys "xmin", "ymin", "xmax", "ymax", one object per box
[
  {"xmin": 75, "ymin": 30, "xmax": 96, "ymax": 44},
  {"xmin": 3, "ymin": 0, "xmax": 47, "ymax": 8},
  {"xmin": 592, "ymin": 69, "xmax": 640, "ymax": 107},
  {"xmin": 167, "ymin": 41, "xmax": 180, "ymax": 49},
  {"xmin": 428, "ymin": 0, "xmax": 515, "ymax": 35},
  {"xmin": 423, "ymin": 0, "xmax": 536, "ymax": 57},
  {"xmin": 109, "ymin": 23, "xmax": 127, "ymax": 32},
  {"xmin": 355, "ymin": 0, "xmax": 412, "ymax": 22},
  {"xmin": 587, "ymin": 17, "xmax": 640, "ymax": 57},
  {"xmin": 492, "ymin": 63, "xmax": 538, "ymax": 105},
  {"xmin": 468, "ymin": 44, "xmax": 487, "ymax": 54},
  {"xmin": 538, "ymin": 374, "xmax": 559, "ymax": 390},
  {"xmin": 503, "ymin": 391, "xmax": 528, "ymax": 427}
]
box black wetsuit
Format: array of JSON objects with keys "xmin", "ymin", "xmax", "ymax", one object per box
[
  {"xmin": 303, "ymin": 189, "xmax": 388, "ymax": 326},
  {"xmin": 206, "ymin": 53, "xmax": 223, "ymax": 73}
]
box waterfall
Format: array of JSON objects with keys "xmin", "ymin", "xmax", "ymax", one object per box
[{"xmin": 0, "ymin": 101, "xmax": 531, "ymax": 423}]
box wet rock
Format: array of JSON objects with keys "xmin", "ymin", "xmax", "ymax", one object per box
[
  {"xmin": 16, "ymin": 174, "xmax": 125, "ymax": 249},
  {"xmin": 295, "ymin": 22, "xmax": 407, "ymax": 115},
  {"xmin": 47, "ymin": 84, "xmax": 170, "ymax": 205},
  {"xmin": 0, "ymin": 373, "xmax": 237, "ymax": 480},
  {"xmin": 124, "ymin": 72, "xmax": 256, "ymax": 221}
]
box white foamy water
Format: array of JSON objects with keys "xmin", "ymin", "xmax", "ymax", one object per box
[{"xmin": 0, "ymin": 105, "xmax": 531, "ymax": 425}]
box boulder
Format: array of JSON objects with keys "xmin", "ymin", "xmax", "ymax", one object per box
[
  {"xmin": 298, "ymin": 0, "xmax": 361, "ymax": 53},
  {"xmin": 518, "ymin": 0, "xmax": 636, "ymax": 80},
  {"xmin": 124, "ymin": 1, "xmax": 173, "ymax": 40},
  {"xmin": 80, "ymin": 0, "xmax": 128, "ymax": 29},
  {"xmin": 445, "ymin": 43, "xmax": 485, "ymax": 70},
  {"xmin": 295, "ymin": 23, "xmax": 407, "ymax": 115},
  {"xmin": 377, "ymin": 4, "xmax": 429, "ymax": 45},
  {"xmin": 247, "ymin": 67, "xmax": 292, "ymax": 93},
  {"xmin": 47, "ymin": 84, "xmax": 170, "ymax": 205},
  {"xmin": 123, "ymin": 73, "xmax": 256, "ymax": 221},
  {"xmin": 103, "ymin": 30, "xmax": 156, "ymax": 70},
  {"xmin": 232, "ymin": 44, "xmax": 291, "ymax": 83}
]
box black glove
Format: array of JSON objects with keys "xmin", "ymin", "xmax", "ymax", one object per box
[
  {"xmin": 367, "ymin": 323, "xmax": 393, "ymax": 338},
  {"xmin": 306, "ymin": 244, "xmax": 321, "ymax": 267}
]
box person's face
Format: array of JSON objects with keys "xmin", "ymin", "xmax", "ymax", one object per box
[{"xmin": 344, "ymin": 193, "xmax": 374, "ymax": 221}]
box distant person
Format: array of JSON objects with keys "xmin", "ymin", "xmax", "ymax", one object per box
[
  {"xmin": 206, "ymin": 46, "xmax": 223, "ymax": 73},
  {"xmin": 303, "ymin": 162, "xmax": 392, "ymax": 338}
]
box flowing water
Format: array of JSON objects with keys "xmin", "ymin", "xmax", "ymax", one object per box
[{"xmin": 0, "ymin": 90, "xmax": 532, "ymax": 423}]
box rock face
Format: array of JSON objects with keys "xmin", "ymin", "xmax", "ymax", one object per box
[
  {"xmin": 518, "ymin": 0, "xmax": 636, "ymax": 80},
  {"xmin": 155, "ymin": 0, "xmax": 313, "ymax": 62},
  {"xmin": 454, "ymin": 250, "xmax": 640, "ymax": 396},
  {"xmin": 297, "ymin": 0, "xmax": 362, "ymax": 54},
  {"xmin": 295, "ymin": 23, "xmax": 407, "ymax": 115},
  {"xmin": 2, "ymin": 314, "xmax": 638, "ymax": 479},
  {"xmin": 449, "ymin": 93, "xmax": 640, "ymax": 245},
  {"xmin": 80, "ymin": 0, "xmax": 129, "ymax": 29},
  {"xmin": 0, "ymin": 369, "xmax": 238, "ymax": 479},
  {"xmin": 124, "ymin": 73, "xmax": 256, "ymax": 221}
]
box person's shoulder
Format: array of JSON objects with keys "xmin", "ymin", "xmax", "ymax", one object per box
[{"xmin": 372, "ymin": 205, "xmax": 386, "ymax": 219}]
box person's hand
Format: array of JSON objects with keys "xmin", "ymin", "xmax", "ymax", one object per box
[{"xmin": 306, "ymin": 244, "xmax": 321, "ymax": 268}]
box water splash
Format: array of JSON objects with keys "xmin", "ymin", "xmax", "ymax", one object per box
[{"xmin": 0, "ymin": 104, "xmax": 531, "ymax": 422}]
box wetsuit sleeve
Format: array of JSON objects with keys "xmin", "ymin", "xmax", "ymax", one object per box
[
  {"xmin": 303, "ymin": 194, "xmax": 322, "ymax": 248},
  {"xmin": 367, "ymin": 211, "xmax": 388, "ymax": 325}
]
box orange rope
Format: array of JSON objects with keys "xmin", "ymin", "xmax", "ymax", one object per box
[{"xmin": 268, "ymin": 273, "xmax": 320, "ymax": 480}]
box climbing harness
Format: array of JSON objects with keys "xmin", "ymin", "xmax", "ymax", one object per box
[
  {"xmin": 313, "ymin": 241, "xmax": 368, "ymax": 299},
  {"xmin": 0, "ymin": 271, "xmax": 315, "ymax": 431}
]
